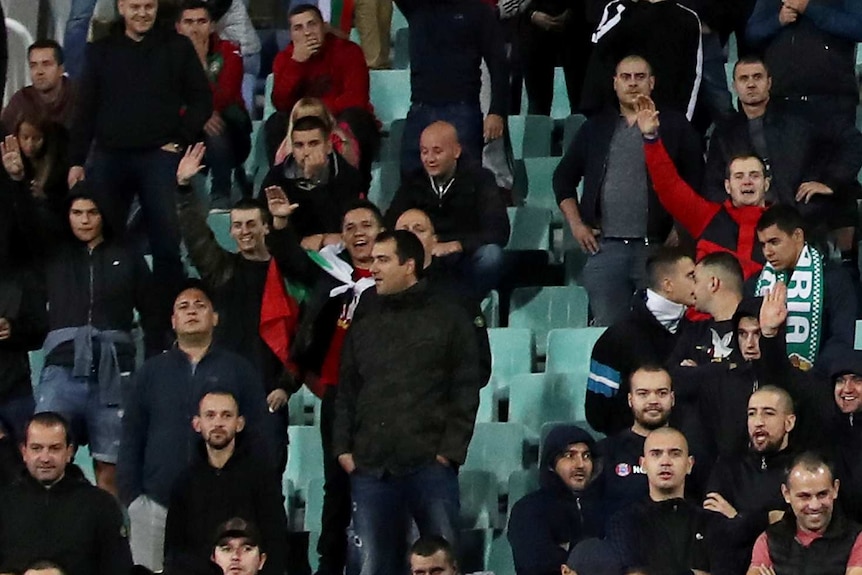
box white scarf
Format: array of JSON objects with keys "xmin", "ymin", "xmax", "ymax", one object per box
[
  {"xmin": 308, "ymin": 243, "xmax": 376, "ymax": 321},
  {"xmin": 645, "ymin": 289, "xmax": 687, "ymax": 334}
]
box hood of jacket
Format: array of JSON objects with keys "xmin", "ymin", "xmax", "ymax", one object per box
[{"xmin": 540, "ymin": 425, "xmax": 600, "ymax": 496}]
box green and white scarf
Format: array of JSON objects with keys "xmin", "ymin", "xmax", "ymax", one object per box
[
  {"xmin": 755, "ymin": 243, "xmax": 825, "ymax": 371},
  {"xmin": 307, "ymin": 243, "xmax": 375, "ymax": 321}
]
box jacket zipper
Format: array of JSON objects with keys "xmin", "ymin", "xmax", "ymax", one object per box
[{"xmin": 88, "ymin": 248, "xmax": 95, "ymax": 326}]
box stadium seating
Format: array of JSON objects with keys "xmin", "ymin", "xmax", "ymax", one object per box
[
  {"xmin": 285, "ymin": 426, "xmax": 324, "ymax": 503},
  {"xmin": 545, "ymin": 327, "xmax": 606, "ymax": 374},
  {"xmin": 369, "ymin": 69, "xmax": 412, "ymax": 128},
  {"xmin": 508, "ymin": 373, "xmax": 585, "ymax": 439},
  {"xmin": 506, "ymin": 468, "xmax": 539, "ymax": 519},
  {"xmin": 506, "ymin": 206, "xmax": 553, "ymax": 252},
  {"xmin": 515, "ymin": 157, "xmax": 563, "ymax": 217},
  {"xmin": 368, "ymin": 161, "xmax": 401, "ymax": 212},
  {"xmin": 303, "ymin": 476, "xmax": 326, "ymax": 532},
  {"xmin": 508, "ymin": 115, "xmax": 553, "ymax": 159},
  {"xmin": 487, "ymin": 328, "xmax": 534, "ymax": 386},
  {"xmin": 392, "ymin": 28, "xmax": 410, "ymax": 70},
  {"xmin": 263, "ymin": 73, "xmax": 276, "ymax": 120},
  {"xmin": 206, "ymin": 212, "xmax": 235, "ymax": 252},
  {"xmin": 481, "ymin": 290, "xmax": 500, "ymax": 328},
  {"xmin": 508, "ymin": 286, "xmax": 589, "ymax": 356},
  {"xmin": 459, "ymin": 469, "xmax": 501, "ymax": 529},
  {"xmin": 487, "ymin": 535, "xmax": 516, "ymax": 575},
  {"xmin": 378, "ymin": 118, "xmax": 406, "ymax": 162},
  {"xmin": 562, "ymin": 114, "xmax": 588, "ymax": 152},
  {"xmin": 464, "ymin": 422, "xmax": 527, "ymax": 493}
]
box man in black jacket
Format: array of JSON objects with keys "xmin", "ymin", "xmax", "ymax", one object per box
[
  {"xmin": 508, "ymin": 425, "xmax": 604, "ymax": 575},
  {"xmin": 34, "ymin": 185, "xmax": 160, "ymax": 496},
  {"xmin": 704, "ymin": 385, "xmax": 797, "ymax": 575},
  {"xmin": 554, "ymin": 54, "xmax": 702, "ymax": 326},
  {"xmin": 334, "ymin": 230, "xmax": 482, "ymax": 575},
  {"xmin": 0, "ymin": 412, "xmax": 132, "ymax": 575},
  {"xmin": 585, "ymin": 247, "xmax": 695, "ymax": 435},
  {"xmin": 581, "ymin": 0, "xmax": 702, "ymax": 120},
  {"xmin": 703, "ymin": 56, "xmax": 862, "ymax": 231},
  {"xmin": 67, "ymin": 0, "xmax": 212, "ymax": 322},
  {"xmin": 387, "ymin": 121, "xmax": 510, "ymax": 300},
  {"xmin": 606, "ymin": 427, "xmax": 719, "ymax": 575},
  {"xmin": 164, "ymin": 391, "xmax": 287, "ymax": 575},
  {"xmin": 118, "ymin": 281, "xmax": 273, "ymax": 572},
  {"xmin": 261, "ymin": 116, "xmax": 365, "ymax": 251}
]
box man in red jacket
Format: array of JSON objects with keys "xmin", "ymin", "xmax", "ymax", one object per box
[
  {"xmin": 635, "ymin": 94, "xmax": 768, "ymax": 280},
  {"xmin": 266, "ymin": 4, "xmax": 378, "ymax": 186},
  {"xmin": 176, "ymin": 0, "xmax": 251, "ymax": 210}
]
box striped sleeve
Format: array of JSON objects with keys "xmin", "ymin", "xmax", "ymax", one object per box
[{"xmin": 587, "ymin": 359, "xmax": 621, "ymax": 398}]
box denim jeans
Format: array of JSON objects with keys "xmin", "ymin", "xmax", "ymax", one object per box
[
  {"xmin": 63, "ymin": 0, "xmax": 98, "ymax": 78},
  {"xmin": 242, "ymin": 52, "xmax": 261, "ymax": 114},
  {"xmin": 401, "ymin": 102, "xmax": 484, "ymax": 176},
  {"xmin": 440, "ymin": 244, "xmax": 506, "ymax": 301},
  {"xmin": 87, "ymin": 147, "xmax": 184, "ymax": 321},
  {"xmin": 580, "ymin": 238, "xmax": 657, "ymax": 327},
  {"xmin": 349, "ymin": 462, "xmax": 460, "ymax": 575}
]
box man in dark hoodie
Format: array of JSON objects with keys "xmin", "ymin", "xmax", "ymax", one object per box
[
  {"xmin": 585, "ymin": 247, "xmax": 695, "ymax": 435},
  {"xmin": 703, "ymin": 385, "xmax": 797, "ymax": 575},
  {"xmin": 67, "ymin": 0, "xmax": 212, "ymax": 322},
  {"xmin": 33, "ymin": 184, "xmax": 161, "ymax": 496},
  {"xmin": 0, "ymin": 412, "xmax": 132, "ymax": 575},
  {"xmin": 164, "ymin": 390, "xmax": 287, "ymax": 575},
  {"xmin": 508, "ymin": 424, "xmax": 603, "ymax": 575}
]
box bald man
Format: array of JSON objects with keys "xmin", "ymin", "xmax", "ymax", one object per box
[
  {"xmin": 386, "ymin": 121, "xmax": 509, "ymax": 301},
  {"xmin": 606, "ymin": 427, "xmax": 719, "ymax": 575},
  {"xmin": 704, "ymin": 385, "xmax": 798, "ymax": 575}
]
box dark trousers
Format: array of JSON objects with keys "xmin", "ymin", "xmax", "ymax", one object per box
[
  {"xmin": 519, "ymin": 14, "xmax": 592, "ymax": 116},
  {"xmin": 317, "ymin": 385, "xmax": 352, "ymax": 575},
  {"xmin": 88, "ymin": 147, "xmax": 184, "ymax": 326}
]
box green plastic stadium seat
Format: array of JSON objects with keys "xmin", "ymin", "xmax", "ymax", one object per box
[
  {"xmin": 370, "ymin": 69, "xmax": 412, "ymax": 127},
  {"xmin": 487, "ymin": 534, "xmax": 516, "ymax": 575},
  {"xmin": 286, "ymin": 426, "xmax": 324, "ymax": 502},
  {"xmin": 487, "ymin": 328, "xmax": 534, "ymax": 387},
  {"xmin": 368, "ymin": 161, "xmax": 401, "ymax": 212},
  {"xmin": 464, "ymin": 422, "xmax": 527, "ymax": 492},
  {"xmin": 459, "ymin": 470, "xmax": 500, "ymax": 529},
  {"xmin": 507, "ymin": 206, "xmax": 552, "ymax": 252},
  {"xmin": 206, "ymin": 212, "xmax": 235, "ymax": 252},
  {"xmin": 545, "ymin": 328, "xmax": 606, "ymax": 374},
  {"xmin": 481, "ymin": 290, "xmax": 500, "ymax": 328},
  {"xmin": 508, "ymin": 115, "xmax": 553, "ymax": 159},
  {"xmin": 562, "ymin": 114, "xmax": 588, "ymax": 152},
  {"xmin": 508, "ymin": 286, "xmax": 589, "ymax": 356}
]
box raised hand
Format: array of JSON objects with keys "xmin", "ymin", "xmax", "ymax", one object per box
[
  {"xmin": 177, "ymin": 142, "xmax": 206, "ymax": 185},
  {"xmin": 1, "ymin": 135, "xmax": 24, "ymax": 181},
  {"xmin": 760, "ymin": 281, "xmax": 788, "ymax": 337},
  {"xmin": 265, "ymin": 186, "xmax": 299, "ymax": 230},
  {"xmin": 633, "ymin": 94, "xmax": 660, "ymax": 137}
]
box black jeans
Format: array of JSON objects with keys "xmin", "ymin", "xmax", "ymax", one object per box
[{"xmin": 317, "ymin": 385, "xmax": 352, "ymax": 575}]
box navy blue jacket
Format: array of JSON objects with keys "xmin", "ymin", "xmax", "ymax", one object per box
[
  {"xmin": 507, "ymin": 425, "xmax": 604, "ymax": 575},
  {"xmin": 117, "ymin": 346, "xmax": 274, "ymax": 507}
]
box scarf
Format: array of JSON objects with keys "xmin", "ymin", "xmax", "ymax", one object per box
[
  {"xmin": 307, "ymin": 243, "xmax": 375, "ymax": 321},
  {"xmin": 645, "ymin": 289, "xmax": 686, "ymax": 334},
  {"xmin": 755, "ymin": 243, "xmax": 824, "ymax": 371}
]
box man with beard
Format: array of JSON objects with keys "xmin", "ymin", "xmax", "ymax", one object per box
[
  {"xmin": 595, "ymin": 365, "xmax": 675, "ymax": 523},
  {"xmin": 747, "ymin": 452, "xmax": 862, "ymax": 575},
  {"xmin": 508, "ymin": 424, "xmax": 605, "ymax": 575},
  {"xmin": 164, "ymin": 391, "xmax": 287, "ymax": 575},
  {"xmin": 703, "ymin": 385, "xmax": 797, "ymax": 575}
]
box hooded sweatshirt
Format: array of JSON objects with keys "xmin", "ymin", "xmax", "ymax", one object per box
[{"xmin": 507, "ymin": 425, "xmax": 605, "ymax": 575}]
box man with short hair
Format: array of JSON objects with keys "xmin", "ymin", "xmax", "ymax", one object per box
[
  {"xmin": 636, "ymin": 94, "xmax": 769, "ymax": 279},
  {"xmin": 554, "ymin": 55, "xmax": 703, "ymax": 326},
  {"xmin": 268, "ymin": 4, "xmax": 377, "ymax": 179},
  {"xmin": 387, "ymin": 121, "xmax": 510, "ymax": 300},
  {"xmin": 409, "ymin": 536, "xmax": 459, "ymax": 575},
  {"xmin": 334, "ymin": 230, "xmax": 483, "ymax": 575},
  {"xmin": 211, "ymin": 518, "xmax": 268, "ymax": 575},
  {"xmin": 824, "ymin": 353, "xmax": 862, "ymax": 524},
  {"xmin": 68, "ymin": 0, "xmax": 212, "ymax": 322},
  {"xmin": 265, "ymin": 196, "xmax": 383, "ymax": 575},
  {"xmin": 508, "ymin": 425, "xmax": 604, "ymax": 575},
  {"xmin": 703, "ymin": 55, "xmax": 862, "ymax": 229},
  {"xmin": 262, "ymin": 115, "xmax": 365, "ymax": 251},
  {"xmin": 606, "ymin": 427, "xmax": 718, "ymax": 575},
  {"xmin": 177, "ymin": 143, "xmax": 302, "ymax": 471},
  {"xmin": 747, "ymin": 451, "xmax": 862, "ymax": 575},
  {"xmin": 118, "ymin": 281, "xmax": 273, "ymax": 572},
  {"xmin": 175, "ymin": 0, "xmax": 251, "ymax": 210},
  {"xmin": 34, "ymin": 186, "xmax": 160, "ymax": 495},
  {"xmin": 754, "ymin": 204, "xmax": 856, "ymax": 373},
  {"xmin": 704, "ymin": 385, "xmax": 798, "ymax": 574},
  {"xmin": 595, "ymin": 365, "xmax": 674, "ymax": 522},
  {"xmin": 585, "ymin": 248, "xmax": 695, "ymax": 435},
  {"xmin": 0, "ymin": 412, "xmax": 132, "ymax": 575},
  {"xmin": 164, "ymin": 391, "xmax": 287, "ymax": 575},
  {"xmin": 2, "ymin": 40, "xmax": 76, "ymax": 132}
]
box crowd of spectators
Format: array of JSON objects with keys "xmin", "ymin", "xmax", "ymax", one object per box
[{"xmin": 0, "ymin": 0, "xmax": 862, "ymax": 574}]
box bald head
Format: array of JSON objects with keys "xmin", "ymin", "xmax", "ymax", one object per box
[
  {"xmin": 643, "ymin": 426, "xmax": 689, "ymax": 456},
  {"xmin": 420, "ymin": 122, "xmax": 461, "ymax": 179},
  {"xmin": 751, "ymin": 385, "xmax": 794, "ymax": 415},
  {"xmin": 395, "ymin": 208, "xmax": 437, "ymax": 267}
]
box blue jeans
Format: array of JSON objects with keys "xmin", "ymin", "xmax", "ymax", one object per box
[
  {"xmin": 35, "ymin": 365, "xmax": 126, "ymax": 463},
  {"xmin": 401, "ymin": 102, "xmax": 484, "ymax": 176},
  {"xmin": 242, "ymin": 52, "xmax": 262, "ymax": 114},
  {"xmin": 580, "ymin": 238, "xmax": 656, "ymax": 327},
  {"xmin": 88, "ymin": 147, "xmax": 184, "ymax": 319},
  {"xmin": 350, "ymin": 462, "xmax": 460, "ymax": 575},
  {"xmin": 63, "ymin": 0, "xmax": 98, "ymax": 78},
  {"xmin": 441, "ymin": 244, "xmax": 506, "ymax": 301}
]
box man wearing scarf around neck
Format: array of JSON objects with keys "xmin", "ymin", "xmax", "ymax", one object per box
[{"xmin": 754, "ymin": 204, "xmax": 856, "ymax": 375}]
